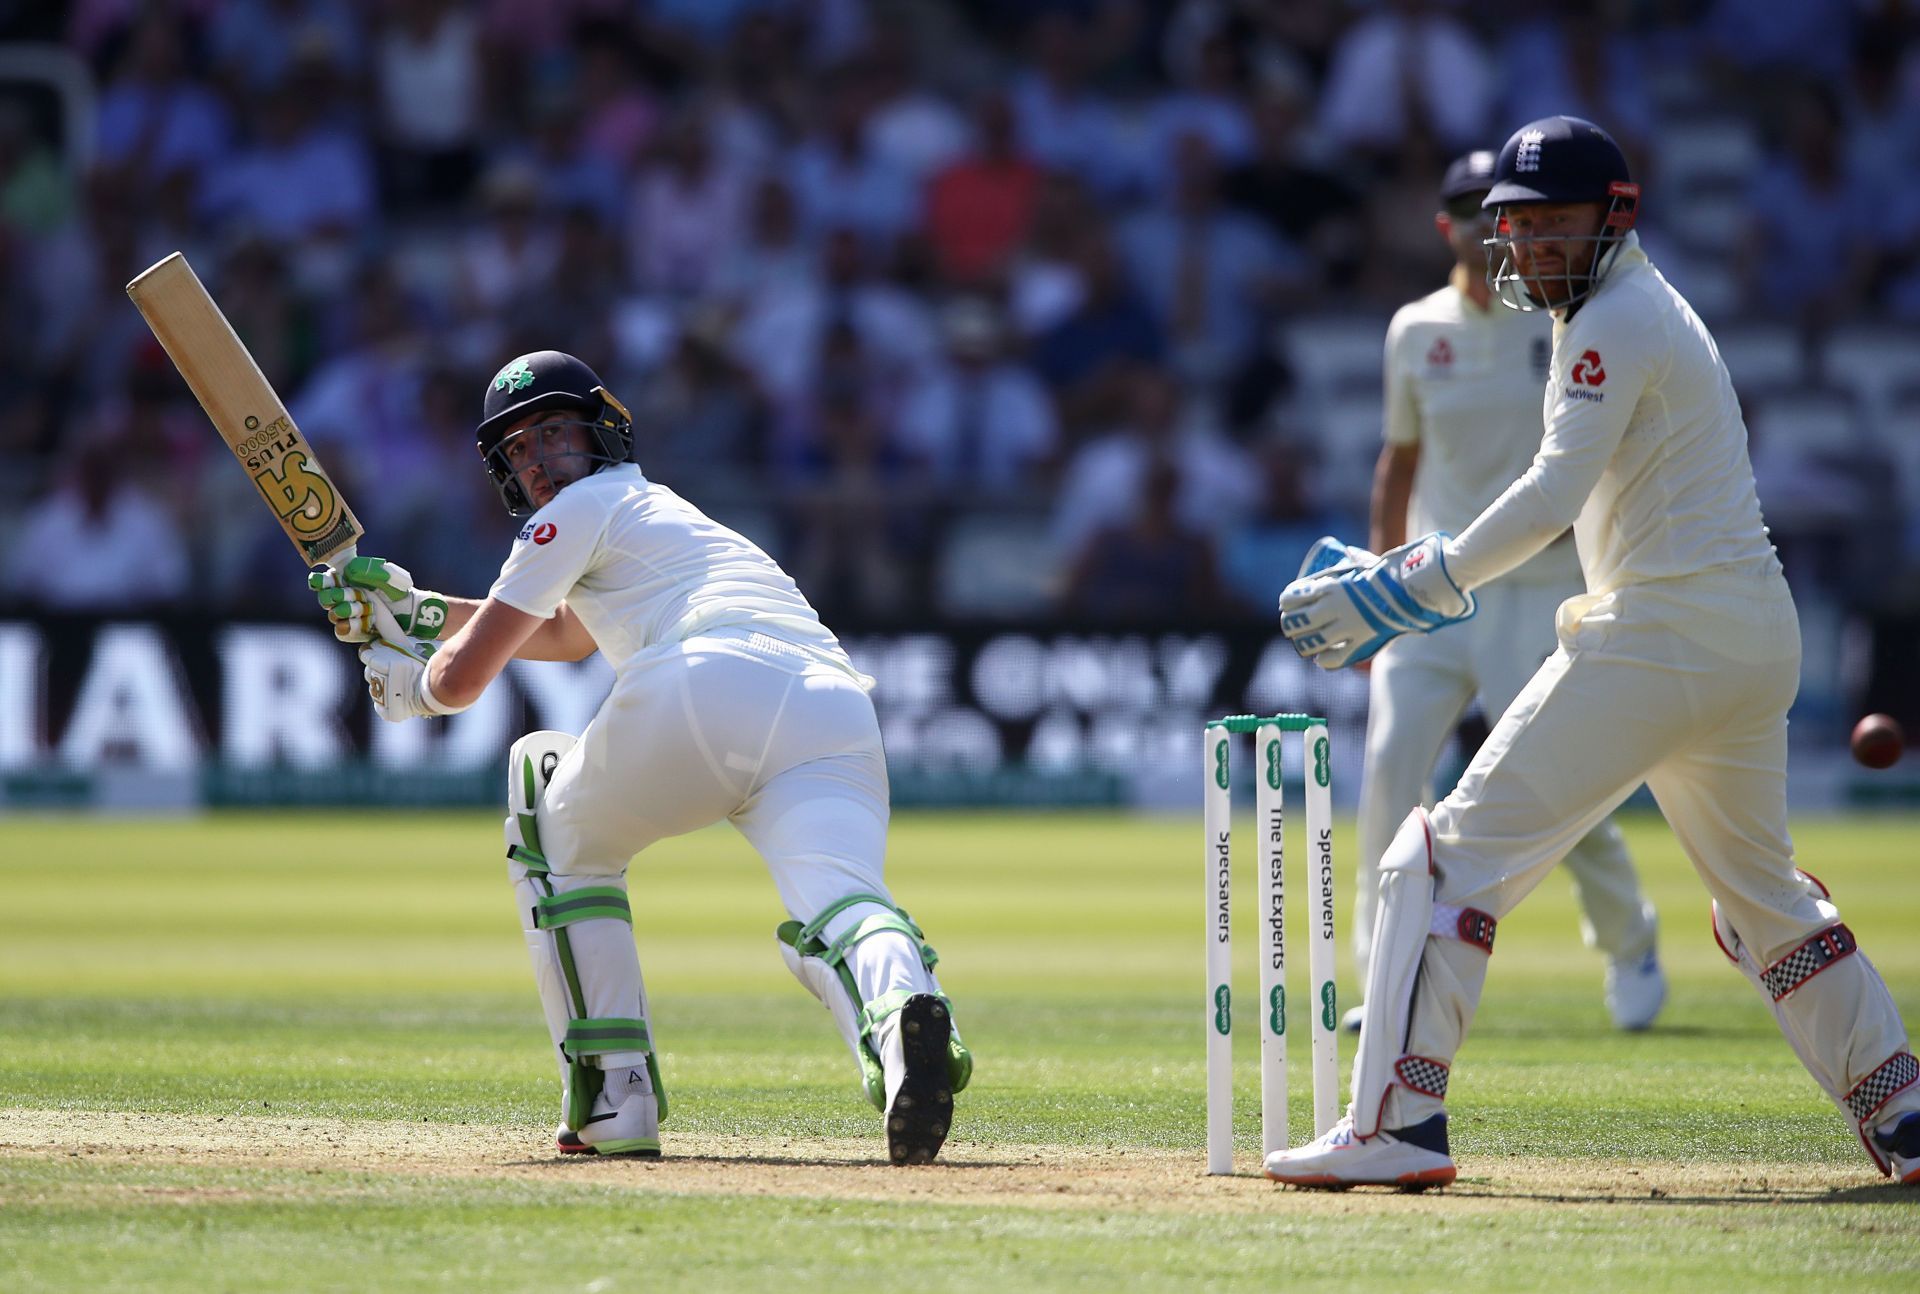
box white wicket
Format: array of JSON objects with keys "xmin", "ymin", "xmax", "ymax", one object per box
[{"xmin": 1204, "ymin": 714, "xmax": 1338, "ymax": 1175}]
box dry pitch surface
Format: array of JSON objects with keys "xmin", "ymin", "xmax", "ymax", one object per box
[{"xmin": 5, "ymin": 1109, "xmax": 1897, "ymax": 1215}]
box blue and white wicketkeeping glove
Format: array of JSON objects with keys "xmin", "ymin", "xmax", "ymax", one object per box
[{"xmin": 1278, "ymin": 533, "xmax": 1476, "ymax": 670}]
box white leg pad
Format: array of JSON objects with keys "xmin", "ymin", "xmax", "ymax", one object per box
[
  {"xmin": 1712, "ymin": 873, "xmax": 1920, "ymax": 1175},
  {"xmin": 1350, "ymin": 809, "xmax": 1437, "ymax": 1138},
  {"xmin": 506, "ymin": 731, "xmax": 664, "ymax": 1133}
]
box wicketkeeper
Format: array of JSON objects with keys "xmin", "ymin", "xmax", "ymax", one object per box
[
  {"xmin": 1270, "ymin": 117, "xmax": 1919, "ymax": 1188},
  {"xmin": 311, "ymin": 350, "xmax": 971, "ymax": 1163},
  {"xmin": 1349, "ymin": 148, "xmax": 1664, "ymax": 1036}
]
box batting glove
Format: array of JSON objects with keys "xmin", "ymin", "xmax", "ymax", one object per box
[
  {"xmin": 1278, "ymin": 533, "xmax": 1475, "ymax": 670},
  {"xmin": 358, "ymin": 639, "xmax": 466, "ymax": 723},
  {"xmin": 310, "ymin": 556, "xmax": 449, "ymax": 645}
]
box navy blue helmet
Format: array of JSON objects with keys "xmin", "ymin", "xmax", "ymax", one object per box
[
  {"xmin": 475, "ymin": 351, "xmax": 633, "ymax": 515},
  {"xmin": 1480, "ymin": 116, "xmax": 1639, "ymax": 312}
]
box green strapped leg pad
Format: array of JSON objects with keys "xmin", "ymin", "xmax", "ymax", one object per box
[{"xmin": 776, "ymin": 893, "xmax": 972, "ymax": 1110}]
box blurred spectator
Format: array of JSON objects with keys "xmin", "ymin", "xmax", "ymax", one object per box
[
  {"xmin": 517, "ymin": 89, "xmax": 627, "ymax": 230},
  {"xmin": 1220, "ymin": 437, "xmax": 1357, "ymax": 609},
  {"xmin": 1010, "ymin": 12, "xmax": 1125, "ymax": 196},
  {"xmin": 780, "ymin": 318, "xmax": 914, "ymax": 615},
  {"xmin": 862, "ymin": 27, "xmax": 972, "ymax": 184},
  {"xmin": 1118, "ymin": 132, "xmax": 1298, "ymax": 387},
  {"xmin": 925, "ymin": 90, "xmax": 1040, "ymax": 286},
  {"xmin": 785, "ymin": 69, "xmax": 917, "ymax": 248},
  {"xmin": 198, "ymin": 65, "xmax": 376, "ymax": 251},
  {"xmin": 1843, "ymin": 22, "xmax": 1920, "ymax": 220},
  {"xmin": 574, "ymin": 21, "xmax": 663, "ymax": 171},
  {"xmin": 1221, "ymin": 80, "xmax": 1363, "ymax": 288},
  {"xmin": 1135, "ymin": 26, "xmax": 1254, "ymax": 199},
  {"xmin": 895, "ymin": 297, "xmax": 1057, "ymax": 490},
  {"xmin": 1061, "ymin": 457, "xmax": 1230, "ymax": 620},
  {"xmin": 627, "ymin": 106, "xmax": 754, "ymax": 299},
  {"xmin": 1355, "ymin": 135, "xmax": 1450, "ymax": 307},
  {"xmin": 1739, "ymin": 85, "xmax": 1873, "ymax": 323},
  {"xmin": 2, "ymin": 439, "xmax": 189, "ymax": 611},
  {"xmin": 1006, "ymin": 171, "xmax": 1096, "ymax": 337},
  {"xmin": 1315, "ymin": 0, "xmax": 1492, "ymax": 158},
  {"xmin": 459, "ymin": 163, "xmax": 561, "ymax": 319},
  {"xmin": 710, "ymin": 176, "xmax": 815, "ymax": 316},
  {"xmin": 209, "ymin": 0, "xmax": 364, "ymax": 95},
  {"xmin": 1051, "ymin": 366, "xmax": 1257, "ymax": 558},
  {"xmin": 1703, "ymin": 0, "xmax": 1854, "ymax": 82},
  {"xmin": 374, "ymin": 0, "xmax": 484, "ymax": 209},
  {"xmin": 732, "ymin": 226, "xmax": 937, "ymax": 406},
  {"xmin": 1496, "ymin": 6, "xmax": 1655, "ymax": 168},
  {"xmin": 0, "ymin": 103, "xmax": 72, "ymax": 237},
  {"xmin": 1029, "ymin": 225, "xmax": 1163, "ymax": 428},
  {"xmin": 93, "ymin": 13, "xmax": 233, "ymax": 192},
  {"xmin": 631, "ymin": 307, "xmax": 770, "ymax": 492},
  {"xmin": 290, "ymin": 261, "xmax": 432, "ymax": 533}
]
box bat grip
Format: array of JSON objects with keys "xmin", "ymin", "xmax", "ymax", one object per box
[{"xmin": 323, "ymin": 544, "xmax": 430, "ymax": 663}]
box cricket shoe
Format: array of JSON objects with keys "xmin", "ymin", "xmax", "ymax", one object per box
[
  {"xmin": 879, "ymin": 993, "xmax": 954, "ymax": 1165},
  {"xmin": 1874, "ymin": 1110, "xmax": 1920, "ymax": 1185},
  {"xmin": 555, "ymin": 1066, "xmax": 661, "ymax": 1158},
  {"xmin": 1264, "ymin": 1113, "xmax": 1455, "ymax": 1190},
  {"xmin": 1605, "ymin": 944, "xmax": 1667, "ymax": 1032}
]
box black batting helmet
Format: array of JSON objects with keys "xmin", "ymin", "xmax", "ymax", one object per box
[
  {"xmin": 474, "ymin": 351, "xmax": 633, "ymax": 515},
  {"xmin": 1481, "ymin": 116, "xmax": 1640, "ymax": 312}
]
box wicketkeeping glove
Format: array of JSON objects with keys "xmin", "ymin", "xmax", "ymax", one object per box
[
  {"xmin": 1278, "ymin": 532, "xmax": 1475, "ymax": 670},
  {"xmin": 310, "ymin": 556, "xmax": 449, "ymax": 646}
]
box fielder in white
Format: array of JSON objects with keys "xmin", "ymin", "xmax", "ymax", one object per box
[
  {"xmin": 1350, "ymin": 148, "xmax": 1663, "ymax": 1035},
  {"xmin": 310, "ymin": 350, "xmax": 970, "ymax": 1163},
  {"xmin": 1271, "ymin": 117, "xmax": 1919, "ymax": 1188}
]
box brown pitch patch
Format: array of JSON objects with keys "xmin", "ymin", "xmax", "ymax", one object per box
[{"xmin": 0, "ymin": 1108, "xmax": 1898, "ymax": 1214}]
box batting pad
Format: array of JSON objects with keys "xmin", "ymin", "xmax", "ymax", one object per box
[
  {"xmin": 506, "ymin": 730, "xmax": 666, "ymax": 1131},
  {"xmin": 777, "ymin": 893, "xmax": 971, "ymax": 1111},
  {"xmin": 1350, "ymin": 810, "xmax": 1439, "ymax": 1138},
  {"xmin": 1713, "ymin": 874, "xmax": 1918, "ymax": 1175}
]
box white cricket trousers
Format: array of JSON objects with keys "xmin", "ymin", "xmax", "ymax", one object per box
[
  {"xmin": 1388, "ymin": 557, "xmax": 1918, "ymax": 1149},
  {"xmin": 537, "ymin": 628, "xmax": 927, "ymax": 1000},
  {"xmin": 1355, "ymin": 573, "xmax": 1655, "ymax": 980}
]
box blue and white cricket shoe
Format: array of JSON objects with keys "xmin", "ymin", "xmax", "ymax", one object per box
[
  {"xmin": 1875, "ymin": 1110, "xmax": 1920, "ymax": 1185},
  {"xmin": 1605, "ymin": 946, "xmax": 1668, "ymax": 1032},
  {"xmin": 1264, "ymin": 1113, "xmax": 1456, "ymax": 1190}
]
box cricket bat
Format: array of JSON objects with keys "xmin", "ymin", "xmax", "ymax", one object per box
[{"xmin": 126, "ymin": 251, "xmax": 419, "ymax": 656}]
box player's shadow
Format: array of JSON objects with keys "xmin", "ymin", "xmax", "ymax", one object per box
[
  {"xmin": 511, "ymin": 1151, "xmax": 1029, "ymax": 1171},
  {"xmin": 1454, "ymin": 1179, "xmax": 1918, "ymax": 1207}
]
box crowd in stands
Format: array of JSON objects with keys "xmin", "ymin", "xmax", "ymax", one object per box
[{"xmin": 3, "ymin": 0, "xmax": 1919, "ymax": 626}]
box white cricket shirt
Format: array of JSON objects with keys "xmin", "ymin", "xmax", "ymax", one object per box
[
  {"xmin": 488, "ymin": 463, "xmax": 865, "ymax": 681},
  {"xmin": 1383, "ymin": 267, "xmax": 1578, "ymax": 585},
  {"xmin": 1446, "ymin": 233, "xmax": 1778, "ymax": 596}
]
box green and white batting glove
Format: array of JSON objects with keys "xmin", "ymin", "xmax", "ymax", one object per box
[
  {"xmin": 357, "ymin": 639, "xmax": 465, "ymax": 723},
  {"xmin": 309, "ymin": 557, "xmax": 450, "ymax": 645}
]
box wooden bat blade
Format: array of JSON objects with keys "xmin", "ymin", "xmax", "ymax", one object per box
[{"xmin": 126, "ymin": 252, "xmax": 363, "ymax": 568}]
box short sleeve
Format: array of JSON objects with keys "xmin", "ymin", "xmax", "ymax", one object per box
[
  {"xmin": 1382, "ymin": 309, "xmax": 1420, "ymax": 447},
  {"xmin": 487, "ymin": 487, "xmax": 608, "ymax": 619}
]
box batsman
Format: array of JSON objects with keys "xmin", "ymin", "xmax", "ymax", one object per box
[
  {"xmin": 311, "ymin": 350, "xmax": 971, "ymax": 1163},
  {"xmin": 1270, "ymin": 117, "xmax": 1919, "ymax": 1188}
]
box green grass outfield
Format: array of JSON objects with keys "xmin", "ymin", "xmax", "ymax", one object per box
[{"xmin": 3, "ymin": 809, "xmax": 1917, "ymax": 1292}]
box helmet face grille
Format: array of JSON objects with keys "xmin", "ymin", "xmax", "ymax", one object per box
[
  {"xmin": 482, "ymin": 416, "xmax": 630, "ymax": 516},
  {"xmin": 1482, "ymin": 186, "xmax": 1638, "ymax": 314}
]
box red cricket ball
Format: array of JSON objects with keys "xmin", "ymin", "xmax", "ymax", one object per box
[{"xmin": 1851, "ymin": 713, "xmax": 1905, "ymax": 770}]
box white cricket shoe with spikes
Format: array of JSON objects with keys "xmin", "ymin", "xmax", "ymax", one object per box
[
  {"xmin": 555, "ymin": 1065, "xmax": 661, "ymax": 1158},
  {"xmin": 1264, "ymin": 1113, "xmax": 1456, "ymax": 1190}
]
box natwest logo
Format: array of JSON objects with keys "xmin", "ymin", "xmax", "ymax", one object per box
[
  {"xmin": 531, "ymin": 523, "xmax": 558, "ymax": 546},
  {"xmin": 1426, "ymin": 337, "xmax": 1453, "ymax": 367},
  {"xmin": 1569, "ymin": 349, "xmax": 1606, "ymax": 386}
]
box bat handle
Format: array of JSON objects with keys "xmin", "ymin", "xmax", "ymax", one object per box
[{"xmin": 322, "ymin": 545, "xmax": 432, "ymax": 664}]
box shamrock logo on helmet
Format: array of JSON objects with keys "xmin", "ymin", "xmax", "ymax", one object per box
[{"xmin": 492, "ymin": 359, "xmax": 536, "ymax": 393}]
